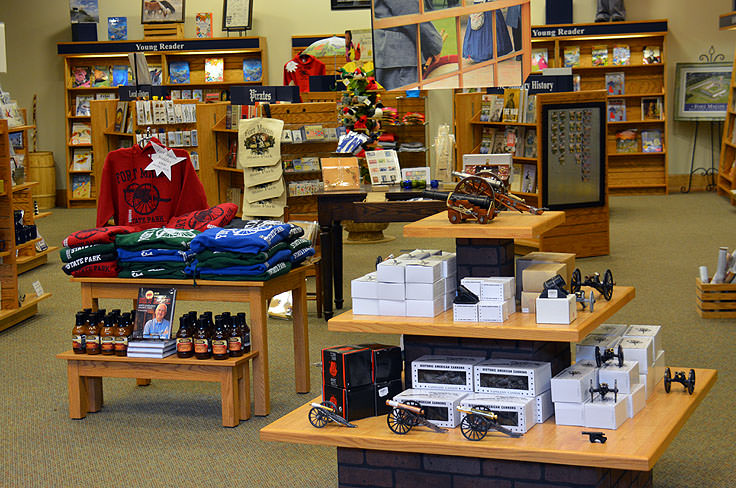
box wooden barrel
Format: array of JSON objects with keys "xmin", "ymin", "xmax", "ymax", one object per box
[{"xmin": 27, "ymin": 151, "xmax": 56, "ymax": 209}]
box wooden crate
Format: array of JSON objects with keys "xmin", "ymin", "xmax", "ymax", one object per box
[
  {"xmin": 143, "ymin": 24, "xmax": 183, "ymax": 40},
  {"xmin": 696, "ymin": 278, "xmax": 736, "ymax": 318}
]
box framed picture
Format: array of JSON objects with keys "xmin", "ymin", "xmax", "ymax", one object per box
[
  {"xmin": 141, "ymin": 0, "xmax": 185, "ymax": 24},
  {"xmin": 331, "ymin": 0, "xmax": 371, "ymax": 9},
  {"xmin": 70, "ymin": 0, "xmax": 99, "ymax": 23},
  {"xmin": 674, "ymin": 63, "xmax": 731, "ymax": 121},
  {"xmin": 223, "ymin": 0, "xmax": 253, "ymax": 31}
]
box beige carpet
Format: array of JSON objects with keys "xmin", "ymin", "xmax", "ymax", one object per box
[{"xmin": 1, "ymin": 193, "xmax": 735, "ymax": 487}]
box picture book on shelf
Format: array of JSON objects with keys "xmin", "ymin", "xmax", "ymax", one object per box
[
  {"xmin": 8, "ymin": 132, "xmax": 23, "ymax": 149},
  {"xmin": 612, "ymin": 45, "xmax": 630, "ymax": 65},
  {"xmin": 489, "ymin": 95, "xmax": 504, "ymax": 122},
  {"xmin": 615, "ymin": 129, "xmax": 638, "ymax": 153},
  {"xmin": 71, "ymin": 66, "xmax": 91, "ymax": 87},
  {"xmin": 195, "ymin": 12, "xmax": 213, "ymax": 38},
  {"xmin": 192, "ymin": 89, "xmax": 203, "ymax": 102},
  {"xmin": 523, "ymin": 128, "xmax": 537, "ymax": 158},
  {"xmin": 70, "ymin": 122, "xmax": 91, "ymax": 145},
  {"xmin": 502, "ymin": 88, "xmax": 520, "ymax": 123},
  {"xmin": 479, "ymin": 94, "xmax": 493, "ymax": 122},
  {"xmin": 72, "ymin": 148, "xmax": 93, "ymax": 171},
  {"xmin": 491, "ymin": 132, "xmax": 507, "ymax": 154},
  {"xmin": 242, "ymin": 59, "xmax": 263, "ymax": 82},
  {"xmin": 132, "ymin": 288, "xmax": 177, "ymax": 340},
  {"xmin": 607, "ymin": 100, "xmax": 626, "ymax": 122},
  {"xmin": 112, "ymin": 65, "xmax": 129, "ymax": 86},
  {"xmin": 148, "ymin": 65, "xmax": 162, "ymax": 86},
  {"xmin": 205, "ymin": 58, "xmax": 225, "ymax": 82},
  {"xmin": 643, "ymin": 46, "xmax": 661, "ymax": 65},
  {"xmin": 107, "ymin": 16, "xmax": 127, "ymax": 41},
  {"xmin": 479, "ymin": 127, "xmax": 495, "ymax": 154},
  {"xmin": 523, "ymin": 94, "xmax": 537, "ymax": 124},
  {"xmin": 503, "ymin": 127, "xmax": 518, "ymax": 154},
  {"xmin": 1, "ymin": 102, "xmax": 24, "ymax": 128},
  {"xmin": 563, "ymin": 46, "xmax": 580, "ymax": 67},
  {"xmin": 169, "ymin": 61, "xmax": 190, "ymax": 84},
  {"xmin": 605, "ymin": 72, "xmax": 625, "ymax": 95},
  {"xmin": 75, "ymin": 95, "xmax": 94, "ymax": 116},
  {"xmin": 531, "ymin": 48, "xmax": 548, "ymax": 73},
  {"xmin": 641, "ymin": 129, "xmax": 663, "ymax": 153},
  {"xmin": 641, "ymin": 97, "xmax": 663, "ymax": 120},
  {"xmin": 113, "ymin": 101, "xmax": 128, "ymax": 132},
  {"xmin": 92, "ymin": 65, "xmax": 111, "ymax": 87},
  {"xmin": 71, "ymin": 174, "xmax": 91, "ymax": 199},
  {"xmin": 521, "ymin": 165, "xmax": 536, "ymax": 193},
  {"xmin": 591, "ymin": 45, "xmax": 608, "ymax": 67}
]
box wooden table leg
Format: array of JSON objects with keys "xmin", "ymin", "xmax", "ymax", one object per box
[
  {"xmin": 319, "ymin": 224, "xmax": 334, "ymax": 320},
  {"xmin": 86, "ymin": 377, "xmax": 103, "ymax": 412},
  {"xmin": 221, "ymin": 368, "xmax": 239, "ymax": 427},
  {"xmin": 80, "ymin": 283, "xmax": 98, "ymax": 312},
  {"xmin": 238, "ymin": 362, "xmax": 251, "ymax": 421},
  {"xmin": 67, "ymin": 362, "xmax": 87, "ymax": 419},
  {"xmin": 332, "ymin": 221, "xmax": 344, "ymax": 310},
  {"xmin": 251, "ymin": 295, "xmax": 269, "ymax": 416},
  {"xmin": 291, "ymin": 281, "xmax": 310, "ymax": 395}
]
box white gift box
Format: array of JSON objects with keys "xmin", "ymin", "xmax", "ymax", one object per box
[
  {"xmin": 619, "ymin": 336, "xmax": 654, "ymax": 373},
  {"xmin": 458, "ymin": 393, "xmax": 536, "ymax": 434},
  {"xmin": 640, "ymin": 369, "xmax": 656, "ymax": 399},
  {"xmin": 351, "ymin": 272, "xmax": 378, "ymax": 299},
  {"xmin": 352, "ymin": 298, "xmax": 379, "ymax": 315},
  {"xmin": 480, "ymin": 277, "xmax": 515, "ymax": 301},
  {"xmin": 405, "ymin": 280, "xmax": 444, "ymax": 301},
  {"xmin": 473, "ymin": 359, "xmax": 552, "ymax": 397},
  {"xmin": 379, "ymin": 299, "xmax": 406, "ymax": 317},
  {"xmin": 536, "ymin": 294, "xmax": 577, "ymax": 324},
  {"xmin": 412, "ymin": 355, "xmax": 483, "ymax": 392},
  {"xmin": 453, "ymin": 303, "xmax": 478, "ymax": 322},
  {"xmin": 535, "ymin": 390, "xmax": 554, "ymax": 423},
  {"xmin": 625, "ymin": 324, "xmax": 662, "ymax": 353},
  {"xmin": 584, "ymin": 393, "xmax": 628, "ymax": 430},
  {"xmin": 377, "ymin": 282, "xmax": 405, "ymax": 301},
  {"xmin": 575, "ymin": 334, "xmax": 619, "ymax": 362},
  {"xmin": 598, "ymin": 360, "xmax": 639, "ymax": 395},
  {"xmin": 654, "ymin": 350, "xmax": 666, "ymax": 382},
  {"xmin": 393, "ymin": 389, "xmax": 468, "ymax": 428},
  {"xmin": 377, "ymin": 259, "xmax": 407, "ymax": 283},
  {"xmin": 551, "ymin": 362, "xmax": 597, "ymax": 403},
  {"xmin": 444, "ymin": 276, "xmax": 458, "ymax": 294},
  {"xmin": 414, "ymin": 249, "xmax": 441, "ymax": 256},
  {"xmin": 477, "ymin": 299, "xmax": 513, "ymax": 323},
  {"xmin": 406, "ymin": 297, "xmax": 444, "ymax": 318},
  {"xmin": 594, "ymin": 323, "xmax": 629, "ymax": 337},
  {"xmin": 444, "ymin": 292, "xmax": 454, "ymax": 312},
  {"xmin": 460, "ymin": 277, "xmax": 485, "ymax": 297},
  {"xmin": 625, "ymin": 383, "xmax": 646, "ymax": 418},
  {"xmin": 426, "ymin": 252, "xmax": 457, "ymax": 278},
  {"xmin": 407, "ymin": 250, "xmax": 431, "ymax": 259},
  {"xmin": 554, "ymin": 401, "xmax": 587, "ymax": 427},
  {"xmin": 405, "ymin": 260, "xmax": 442, "ymax": 284}
]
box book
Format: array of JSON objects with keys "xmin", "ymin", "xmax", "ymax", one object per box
[
  {"xmin": 521, "ymin": 165, "xmax": 536, "ymax": 193},
  {"xmin": 195, "ymin": 12, "xmax": 213, "ymax": 38},
  {"xmin": 523, "ymin": 94, "xmax": 537, "ymax": 124},
  {"xmin": 112, "ymin": 65, "xmax": 129, "ymax": 87},
  {"xmin": 615, "ymin": 129, "xmax": 638, "ymax": 153},
  {"xmin": 107, "ymin": 16, "xmax": 127, "ymax": 41},
  {"xmin": 641, "ymin": 97, "xmax": 663, "ymax": 120},
  {"xmin": 71, "ymin": 174, "xmax": 91, "ymax": 198},
  {"xmin": 515, "ymin": 127, "xmax": 526, "ymax": 157},
  {"xmin": 510, "ymin": 164, "xmax": 523, "ymax": 192},
  {"xmin": 479, "ymin": 94, "xmax": 493, "ymax": 122},
  {"xmin": 169, "ymin": 61, "xmax": 190, "ymax": 84},
  {"xmin": 523, "ymin": 129, "xmax": 537, "ymax": 158},
  {"xmin": 643, "ymin": 46, "xmax": 661, "ymax": 65},
  {"xmin": 563, "ymin": 46, "xmax": 580, "ymax": 68},
  {"xmin": 612, "ymin": 45, "xmax": 630, "ymax": 65},
  {"xmin": 70, "ymin": 122, "xmax": 91, "ymax": 145},
  {"xmin": 489, "ymin": 95, "xmax": 504, "ymax": 122},
  {"xmin": 479, "ymin": 127, "xmax": 495, "ymax": 154},
  {"xmin": 491, "ymin": 131, "xmax": 507, "ymax": 154},
  {"xmin": 2, "ymin": 102, "xmax": 24, "ymax": 128},
  {"xmin": 72, "ymin": 148, "xmax": 93, "ymax": 171},
  {"xmin": 502, "ymin": 88, "xmax": 520, "ymax": 123},
  {"xmin": 572, "ymin": 75, "xmax": 581, "ymax": 92},
  {"xmin": 503, "ymin": 127, "xmax": 518, "ymax": 154},
  {"xmin": 132, "ymin": 288, "xmax": 177, "ymax": 340},
  {"xmin": 92, "ymin": 65, "xmax": 111, "ymax": 87},
  {"xmin": 641, "ymin": 129, "xmax": 663, "ymax": 153},
  {"xmin": 607, "ymin": 100, "xmax": 626, "ymax": 122},
  {"xmin": 148, "ymin": 65, "xmax": 162, "ymax": 85},
  {"xmin": 71, "ymin": 66, "xmax": 91, "ymax": 87},
  {"xmin": 242, "ymin": 59, "xmax": 263, "ymax": 82},
  {"xmin": 591, "ymin": 45, "xmax": 608, "ymax": 67},
  {"xmin": 605, "ymin": 72, "xmax": 625, "ymax": 96},
  {"xmin": 192, "ymin": 89, "xmax": 203, "ymax": 102},
  {"xmin": 531, "ymin": 48, "xmax": 548, "ymax": 73},
  {"xmin": 75, "ymin": 95, "xmax": 94, "ymax": 116},
  {"xmin": 114, "ymin": 101, "xmax": 128, "ymax": 132},
  {"xmin": 8, "ymin": 132, "xmax": 23, "ymax": 149},
  {"xmin": 205, "ymin": 58, "xmax": 224, "ymax": 82}
]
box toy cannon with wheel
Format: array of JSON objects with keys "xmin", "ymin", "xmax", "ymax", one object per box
[
  {"xmin": 595, "ymin": 344, "xmax": 624, "ymax": 368},
  {"xmin": 589, "ymin": 379, "xmax": 619, "ymax": 402},
  {"xmin": 540, "ymin": 274, "xmax": 597, "ymax": 312},
  {"xmin": 385, "ymin": 399, "xmax": 448, "ymax": 435},
  {"xmin": 456, "ymin": 405, "xmax": 522, "ymax": 441},
  {"xmin": 308, "ymin": 401, "xmax": 357, "ymax": 428},
  {"xmin": 664, "ymin": 368, "xmax": 696, "ymax": 395},
  {"xmin": 570, "ymin": 268, "xmax": 615, "ymax": 301}
]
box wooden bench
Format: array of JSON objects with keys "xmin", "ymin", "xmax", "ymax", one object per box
[{"xmin": 58, "ymin": 350, "xmax": 257, "ymax": 427}]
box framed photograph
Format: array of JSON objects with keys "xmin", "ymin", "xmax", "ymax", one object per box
[
  {"xmin": 141, "ymin": 0, "xmax": 185, "ymax": 24},
  {"xmin": 331, "ymin": 0, "xmax": 371, "ymax": 9},
  {"xmin": 223, "ymin": 0, "xmax": 253, "ymax": 31},
  {"xmin": 70, "ymin": 0, "xmax": 99, "ymax": 23},
  {"xmin": 674, "ymin": 62, "xmax": 731, "ymax": 121}
]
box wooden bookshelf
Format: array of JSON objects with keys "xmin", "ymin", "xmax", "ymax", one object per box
[{"xmin": 718, "ymin": 47, "xmax": 736, "ymax": 203}]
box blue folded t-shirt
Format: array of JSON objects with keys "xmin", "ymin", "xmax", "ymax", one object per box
[{"xmin": 190, "ymin": 224, "xmax": 291, "ymax": 254}]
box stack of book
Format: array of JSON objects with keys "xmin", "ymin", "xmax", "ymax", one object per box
[{"xmin": 127, "ymin": 339, "xmax": 177, "ymax": 358}]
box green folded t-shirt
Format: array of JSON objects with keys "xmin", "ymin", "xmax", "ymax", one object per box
[{"xmin": 59, "ymin": 243, "xmax": 116, "ymax": 263}]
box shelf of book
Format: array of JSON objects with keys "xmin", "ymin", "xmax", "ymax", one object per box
[{"xmin": 718, "ymin": 45, "xmax": 736, "ymax": 204}]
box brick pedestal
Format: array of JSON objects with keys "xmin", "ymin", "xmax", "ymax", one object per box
[
  {"xmin": 455, "ymin": 238, "xmax": 515, "ymax": 283},
  {"xmin": 338, "ymin": 447, "xmax": 652, "ymax": 488}
]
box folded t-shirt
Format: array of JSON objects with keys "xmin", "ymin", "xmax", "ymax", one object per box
[
  {"xmin": 198, "ymin": 261, "xmax": 292, "ymax": 282},
  {"xmin": 189, "ymin": 224, "xmax": 290, "ymax": 255},
  {"xmin": 115, "ymin": 228, "xmax": 200, "ymax": 251},
  {"xmin": 60, "ymin": 243, "xmax": 116, "ymax": 263},
  {"xmin": 117, "ymin": 248, "xmax": 194, "ymax": 263},
  {"xmin": 195, "ymin": 242, "xmax": 288, "ymax": 267},
  {"xmin": 166, "ymin": 203, "xmax": 238, "ymax": 231},
  {"xmin": 62, "ymin": 253, "xmax": 118, "ymax": 275},
  {"xmin": 63, "ymin": 226, "xmax": 137, "ymax": 248},
  {"xmin": 70, "ymin": 261, "xmax": 119, "ymax": 278}
]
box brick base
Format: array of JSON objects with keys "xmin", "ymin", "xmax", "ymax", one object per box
[
  {"xmin": 338, "ymin": 448, "xmax": 652, "ymax": 488},
  {"xmin": 456, "ymin": 238, "xmax": 515, "ymax": 283}
]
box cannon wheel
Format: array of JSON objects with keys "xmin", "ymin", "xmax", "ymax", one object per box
[
  {"xmin": 309, "ymin": 400, "xmax": 336, "ymax": 428},
  {"xmin": 478, "ymin": 214, "xmax": 489, "ymax": 224},
  {"xmin": 403, "ymin": 400, "xmax": 423, "ymax": 427},
  {"xmin": 664, "ymin": 368, "xmax": 672, "ymax": 393},
  {"xmin": 602, "ymin": 269, "xmax": 614, "ymax": 300},
  {"xmin": 594, "ymin": 345, "xmax": 602, "ymax": 368},
  {"xmin": 588, "ymin": 290, "xmax": 596, "ymax": 313},
  {"xmin": 688, "ymin": 369, "xmax": 696, "ymax": 395},
  {"xmin": 571, "ymin": 269, "xmax": 582, "ymax": 294},
  {"xmin": 448, "ymin": 209, "xmax": 461, "ymax": 224},
  {"xmin": 616, "ymin": 344, "xmax": 624, "ymax": 368},
  {"xmin": 460, "ymin": 406, "xmax": 492, "ymax": 441},
  {"xmin": 387, "ymin": 408, "xmax": 413, "ymax": 435}
]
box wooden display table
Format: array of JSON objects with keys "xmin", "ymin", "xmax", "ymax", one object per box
[
  {"xmin": 58, "ymin": 350, "xmax": 257, "ymax": 427},
  {"xmin": 402, "ymin": 210, "xmax": 566, "ymax": 239},
  {"xmin": 70, "ymin": 266, "xmax": 310, "ymax": 417}
]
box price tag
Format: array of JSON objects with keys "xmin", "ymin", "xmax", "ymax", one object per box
[
  {"xmin": 144, "ymin": 142, "xmax": 186, "ymax": 180},
  {"xmin": 548, "ymin": 289, "xmax": 558, "ymax": 299},
  {"xmin": 32, "ymin": 280, "xmax": 44, "ymax": 297}
]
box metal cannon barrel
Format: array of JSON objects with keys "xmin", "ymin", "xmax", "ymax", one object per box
[{"xmin": 421, "ymin": 190, "xmax": 492, "ymax": 209}]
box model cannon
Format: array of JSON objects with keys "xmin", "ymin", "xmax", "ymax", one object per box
[
  {"xmin": 540, "ymin": 274, "xmax": 596, "ymax": 312},
  {"xmin": 308, "ymin": 401, "xmax": 357, "ymax": 428},
  {"xmin": 595, "ymin": 344, "xmax": 624, "ymax": 368},
  {"xmin": 570, "ymin": 269, "xmax": 615, "ymax": 301},
  {"xmin": 664, "ymin": 368, "xmax": 696, "ymax": 395},
  {"xmin": 456, "ymin": 405, "xmax": 522, "ymax": 441},
  {"xmin": 385, "ymin": 399, "xmax": 448, "ymax": 435},
  {"xmin": 589, "ymin": 379, "xmax": 619, "ymax": 402}
]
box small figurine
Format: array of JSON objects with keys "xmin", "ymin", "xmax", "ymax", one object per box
[
  {"xmin": 589, "ymin": 379, "xmax": 619, "ymax": 402},
  {"xmin": 595, "ymin": 344, "xmax": 624, "ymax": 368},
  {"xmin": 663, "ymin": 368, "xmax": 696, "ymax": 395},
  {"xmin": 582, "ymin": 431, "xmax": 608, "ymax": 443},
  {"xmin": 386, "ymin": 399, "xmax": 448, "ymax": 435},
  {"xmin": 456, "ymin": 405, "xmax": 522, "ymax": 441},
  {"xmin": 595, "ymin": 0, "xmax": 626, "ymax": 22},
  {"xmin": 308, "ymin": 401, "xmax": 357, "ymax": 428},
  {"xmin": 571, "ymin": 268, "xmax": 615, "ymax": 301}
]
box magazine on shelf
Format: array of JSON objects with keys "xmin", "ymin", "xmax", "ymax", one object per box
[
  {"xmin": 75, "ymin": 95, "xmax": 94, "ymax": 116},
  {"xmin": 641, "ymin": 97, "xmax": 663, "ymax": 120},
  {"xmin": 72, "ymin": 149, "xmax": 93, "ymax": 171},
  {"xmin": 612, "ymin": 45, "xmax": 630, "ymax": 66},
  {"xmin": 169, "ymin": 61, "xmax": 190, "ymax": 84},
  {"xmin": 132, "ymin": 288, "xmax": 177, "ymax": 340},
  {"xmin": 491, "ymin": 131, "xmax": 507, "ymax": 153},
  {"xmin": 563, "ymin": 46, "xmax": 580, "ymax": 68},
  {"xmin": 523, "ymin": 94, "xmax": 537, "ymax": 124},
  {"xmin": 615, "ymin": 129, "xmax": 638, "ymax": 153},
  {"xmin": 71, "ymin": 66, "xmax": 92, "ymax": 87},
  {"xmin": 607, "ymin": 100, "xmax": 626, "ymax": 122},
  {"xmin": 531, "ymin": 48, "xmax": 548, "ymax": 73},
  {"xmin": 92, "ymin": 65, "xmax": 111, "ymax": 87},
  {"xmin": 71, "ymin": 174, "xmax": 91, "ymax": 198},
  {"xmin": 205, "ymin": 58, "xmax": 225, "ymax": 82},
  {"xmin": 642, "ymin": 46, "xmax": 661, "ymax": 64},
  {"xmin": 605, "ymin": 72, "xmax": 625, "ymax": 96},
  {"xmin": 489, "ymin": 95, "xmax": 504, "ymax": 122},
  {"xmin": 480, "ymin": 94, "xmax": 493, "ymax": 122},
  {"xmin": 591, "ymin": 45, "xmax": 608, "ymax": 67},
  {"xmin": 641, "ymin": 129, "xmax": 663, "ymax": 153},
  {"xmin": 502, "ymin": 88, "xmax": 520, "ymax": 123},
  {"xmin": 521, "ymin": 165, "xmax": 536, "ymax": 193},
  {"xmin": 523, "ymin": 129, "xmax": 537, "ymax": 158}
]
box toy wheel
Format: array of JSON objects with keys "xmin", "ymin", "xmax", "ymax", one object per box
[
  {"xmin": 308, "ymin": 403, "xmax": 332, "ymax": 428},
  {"xmin": 617, "ymin": 345, "xmax": 624, "ymax": 367},
  {"xmin": 403, "ymin": 400, "xmax": 423, "ymax": 426},
  {"xmin": 478, "ymin": 214, "xmax": 488, "ymax": 224},
  {"xmin": 594, "ymin": 346, "xmax": 602, "ymax": 368},
  {"xmin": 588, "ymin": 291, "xmax": 596, "ymax": 313},
  {"xmin": 449, "ymin": 211, "xmax": 460, "ymax": 224},
  {"xmin": 688, "ymin": 369, "xmax": 696, "ymax": 394},
  {"xmin": 602, "ymin": 269, "xmax": 614, "ymax": 300},
  {"xmin": 664, "ymin": 368, "xmax": 672, "ymax": 393},
  {"xmin": 460, "ymin": 413, "xmax": 488, "ymax": 441},
  {"xmin": 387, "ymin": 408, "xmax": 413, "ymax": 435},
  {"xmin": 571, "ymin": 269, "xmax": 582, "ymax": 294}
]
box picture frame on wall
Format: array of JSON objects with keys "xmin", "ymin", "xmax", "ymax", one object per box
[
  {"xmin": 141, "ymin": 0, "xmax": 185, "ymax": 24},
  {"xmin": 223, "ymin": 0, "xmax": 253, "ymax": 31},
  {"xmin": 331, "ymin": 0, "xmax": 371, "ymax": 10},
  {"xmin": 673, "ymin": 62, "xmax": 731, "ymax": 121}
]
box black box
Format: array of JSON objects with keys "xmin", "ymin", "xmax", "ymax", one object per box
[
  {"xmin": 322, "ymin": 345, "xmax": 373, "ymax": 389},
  {"xmin": 71, "ymin": 23, "xmax": 98, "ymax": 42},
  {"xmin": 546, "ymin": 0, "xmax": 573, "ymax": 25},
  {"xmin": 374, "ymin": 378, "xmax": 404, "ymax": 416},
  {"xmin": 323, "ymin": 384, "xmax": 375, "ymax": 421},
  {"xmin": 359, "ymin": 343, "xmax": 403, "ymax": 383}
]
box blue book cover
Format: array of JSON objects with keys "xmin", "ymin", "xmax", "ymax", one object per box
[
  {"xmin": 107, "ymin": 17, "xmax": 127, "ymax": 41},
  {"xmin": 112, "ymin": 65, "xmax": 129, "ymax": 86},
  {"xmin": 169, "ymin": 61, "xmax": 190, "ymax": 84},
  {"xmin": 242, "ymin": 59, "xmax": 263, "ymax": 82}
]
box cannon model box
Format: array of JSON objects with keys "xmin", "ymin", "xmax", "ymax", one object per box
[
  {"xmin": 473, "ymin": 359, "xmax": 552, "ymax": 397},
  {"xmin": 551, "ymin": 362, "xmax": 598, "ymax": 403},
  {"xmin": 358, "ymin": 343, "xmax": 403, "ymax": 383},
  {"xmin": 411, "ymin": 355, "xmax": 483, "ymax": 392},
  {"xmin": 374, "ymin": 378, "xmax": 404, "ymax": 416},
  {"xmin": 458, "ymin": 392, "xmax": 536, "ymax": 434},
  {"xmin": 322, "ymin": 345, "xmax": 373, "ymax": 389},
  {"xmin": 323, "ymin": 383, "xmax": 374, "ymax": 421},
  {"xmin": 393, "ymin": 388, "xmax": 469, "ymax": 428}
]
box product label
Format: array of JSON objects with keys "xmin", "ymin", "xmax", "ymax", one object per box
[
  {"xmin": 227, "ymin": 337, "xmax": 242, "ymax": 351},
  {"xmin": 72, "ymin": 335, "xmax": 86, "ymax": 348},
  {"xmin": 86, "ymin": 335, "xmax": 100, "ymax": 352},
  {"xmin": 212, "ymin": 339, "xmax": 228, "ymax": 355},
  {"xmin": 194, "ymin": 338, "xmax": 208, "ymax": 353},
  {"xmin": 177, "ymin": 337, "xmax": 193, "ymax": 352},
  {"xmin": 101, "ymin": 336, "xmax": 115, "ymax": 352}
]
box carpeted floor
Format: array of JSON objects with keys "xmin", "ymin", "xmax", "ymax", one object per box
[{"xmin": 1, "ymin": 193, "xmax": 734, "ymax": 487}]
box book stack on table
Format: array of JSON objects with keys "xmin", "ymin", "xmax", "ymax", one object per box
[{"xmin": 127, "ymin": 339, "xmax": 176, "ymax": 358}]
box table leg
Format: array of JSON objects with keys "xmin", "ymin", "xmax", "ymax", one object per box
[
  {"xmin": 291, "ymin": 281, "xmax": 310, "ymax": 394},
  {"xmin": 332, "ymin": 221, "xmax": 344, "ymax": 310},
  {"xmin": 80, "ymin": 283, "xmax": 98, "ymax": 312},
  {"xmin": 66, "ymin": 362, "xmax": 87, "ymax": 419},
  {"xmin": 320, "ymin": 224, "xmax": 334, "ymax": 320},
  {"xmin": 221, "ymin": 368, "xmax": 239, "ymax": 427},
  {"xmin": 86, "ymin": 377, "xmax": 103, "ymax": 412},
  {"xmin": 239, "ymin": 362, "xmax": 251, "ymax": 421},
  {"xmin": 251, "ymin": 295, "xmax": 269, "ymax": 416}
]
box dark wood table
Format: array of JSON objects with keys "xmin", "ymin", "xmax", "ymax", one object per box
[{"xmin": 317, "ymin": 188, "xmax": 447, "ymax": 319}]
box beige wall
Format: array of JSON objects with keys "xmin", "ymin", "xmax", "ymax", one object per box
[{"xmin": 0, "ymin": 1, "xmax": 733, "ymax": 191}]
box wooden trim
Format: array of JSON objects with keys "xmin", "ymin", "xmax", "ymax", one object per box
[{"xmin": 373, "ymin": 0, "xmax": 529, "ymax": 30}]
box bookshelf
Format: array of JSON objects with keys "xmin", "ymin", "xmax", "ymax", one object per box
[
  {"xmin": 531, "ymin": 20, "xmax": 668, "ymax": 195},
  {"xmin": 717, "ymin": 47, "xmax": 736, "ymax": 203},
  {"xmin": 57, "ymin": 37, "xmax": 268, "ymax": 207}
]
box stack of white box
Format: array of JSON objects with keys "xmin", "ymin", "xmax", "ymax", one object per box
[
  {"xmin": 350, "ymin": 249, "xmax": 457, "ymax": 317},
  {"xmin": 453, "ymin": 276, "xmax": 515, "ymax": 323}
]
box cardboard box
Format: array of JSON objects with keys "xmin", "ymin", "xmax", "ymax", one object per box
[
  {"xmin": 477, "ymin": 299, "xmax": 513, "ymax": 323},
  {"xmin": 625, "ymin": 324, "xmax": 662, "ymax": 353},
  {"xmin": 516, "ymin": 252, "xmax": 575, "ymax": 297},
  {"xmin": 374, "ymin": 378, "xmax": 404, "ymax": 416},
  {"xmin": 405, "ymin": 260, "xmax": 442, "ymax": 284},
  {"xmin": 458, "ymin": 393, "xmax": 536, "ymax": 434},
  {"xmin": 521, "ymin": 291, "xmax": 540, "ymax": 314},
  {"xmin": 575, "ymin": 334, "xmax": 619, "ymax": 362},
  {"xmin": 618, "ymin": 336, "xmax": 654, "ymax": 373},
  {"xmin": 323, "ymin": 384, "xmax": 375, "ymax": 421},
  {"xmin": 593, "ymin": 323, "xmax": 629, "ymax": 337},
  {"xmin": 351, "ymin": 272, "xmax": 378, "ymax": 299},
  {"xmin": 412, "ymin": 355, "xmax": 483, "ymax": 392},
  {"xmin": 393, "ymin": 388, "xmax": 469, "ymax": 428},
  {"xmin": 473, "ymin": 359, "xmax": 552, "ymax": 397},
  {"xmin": 376, "ymin": 259, "xmax": 406, "ymax": 283},
  {"xmin": 536, "ymin": 294, "xmax": 577, "ymax": 324},
  {"xmin": 584, "ymin": 393, "xmax": 628, "ymax": 430},
  {"xmin": 359, "ymin": 343, "xmax": 403, "ymax": 383},
  {"xmin": 405, "ymin": 280, "xmax": 444, "ymax": 301},
  {"xmin": 598, "ymin": 360, "xmax": 639, "ymax": 395},
  {"xmin": 406, "ymin": 296, "xmax": 444, "ymax": 318},
  {"xmin": 554, "ymin": 401, "xmax": 587, "ymax": 427},
  {"xmin": 625, "ymin": 383, "xmax": 646, "ymax": 418},
  {"xmin": 377, "ymin": 282, "xmax": 405, "ymax": 301},
  {"xmin": 453, "ymin": 303, "xmax": 478, "ymax": 322},
  {"xmin": 352, "ymin": 298, "xmax": 379, "ymax": 315},
  {"xmin": 379, "ymin": 299, "xmax": 406, "ymax": 317},
  {"xmin": 535, "ymin": 390, "xmax": 554, "ymax": 423},
  {"xmin": 551, "ymin": 362, "xmax": 597, "ymax": 403},
  {"xmin": 521, "ymin": 262, "xmax": 566, "ymax": 293},
  {"xmin": 480, "ymin": 277, "xmax": 515, "ymax": 301},
  {"xmin": 322, "ymin": 345, "xmax": 373, "ymax": 389}
]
